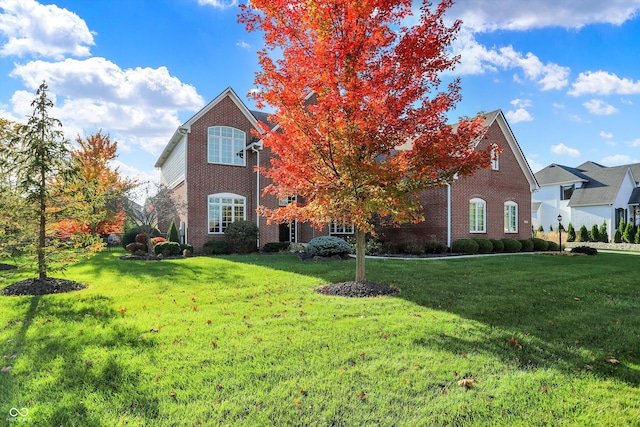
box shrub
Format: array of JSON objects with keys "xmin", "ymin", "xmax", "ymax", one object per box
[
  {"xmin": 530, "ymin": 237, "xmax": 549, "ymax": 251},
  {"xmin": 125, "ymin": 242, "xmax": 146, "ymax": 254},
  {"xmin": 599, "ymin": 221, "xmax": 609, "ymax": 243},
  {"xmin": 472, "ymin": 238, "xmax": 493, "ymax": 254},
  {"xmin": 635, "ymin": 228, "xmax": 640, "ymax": 245},
  {"xmin": 489, "ymin": 239, "xmax": 504, "ymax": 253},
  {"xmin": 167, "ymin": 219, "xmax": 179, "ymax": 243},
  {"xmin": 578, "ymin": 225, "xmax": 589, "ymax": 242},
  {"xmin": 566, "ymin": 223, "xmax": 576, "ymax": 242},
  {"xmin": 180, "ymin": 244, "xmax": 193, "ymax": 255},
  {"xmin": 451, "ymin": 238, "xmax": 479, "ymax": 254},
  {"xmin": 571, "ymin": 246, "xmax": 598, "ymax": 256},
  {"xmin": 518, "ymin": 239, "xmax": 534, "ymax": 252},
  {"xmin": 424, "ymin": 240, "xmax": 447, "ymax": 254},
  {"xmin": 623, "ymin": 222, "xmax": 634, "ymax": 243},
  {"xmin": 345, "ymin": 237, "xmax": 383, "ymax": 255},
  {"xmin": 614, "ymin": 229, "xmax": 623, "ymax": 243},
  {"xmin": 546, "ymin": 241, "xmax": 559, "ymax": 251},
  {"xmin": 224, "ymin": 220, "xmax": 259, "ymax": 254},
  {"xmin": 307, "ymin": 236, "xmax": 352, "ymax": 257},
  {"xmin": 154, "ymin": 241, "xmax": 181, "ymax": 256},
  {"xmin": 150, "ymin": 236, "xmax": 167, "ymax": 248},
  {"xmin": 263, "ymin": 242, "xmax": 291, "ymax": 253},
  {"xmin": 203, "ymin": 240, "xmax": 229, "ymax": 255},
  {"xmin": 121, "ymin": 226, "xmax": 160, "ymax": 249},
  {"xmin": 135, "ymin": 233, "xmax": 148, "ymax": 244},
  {"xmin": 536, "ymin": 225, "xmax": 544, "ymax": 233},
  {"xmin": 589, "ymin": 224, "xmax": 600, "ymax": 243},
  {"xmin": 401, "ymin": 241, "xmax": 425, "ymax": 255},
  {"xmin": 501, "ymin": 238, "xmax": 522, "ymax": 253}
]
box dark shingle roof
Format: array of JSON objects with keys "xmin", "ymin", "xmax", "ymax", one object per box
[{"xmin": 534, "ymin": 164, "xmax": 589, "ymax": 186}]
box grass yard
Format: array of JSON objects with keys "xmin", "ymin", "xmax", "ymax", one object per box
[{"xmin": 0, "ymin": 252, "xmax": 639, "ymax": 426}]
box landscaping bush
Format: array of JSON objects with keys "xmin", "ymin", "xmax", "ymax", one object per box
[
  {"xmin": 424, "ymin": 240, "xmax": 447, "ymax": 254},
  {"xmin": 614, "ymin": 229, "xmax": 623, "ymax": 243},
  {"xmin": 566, "ymin": 223, "xmax": 576, "ymax": 242},
  {"xmin": 578, "ymin": 225, "xmax": 589, "ymax": 242},
  {"xmin": 345, "ymin": 237, "xmax": 383, "ymax": 255},
  {"xmin": 599, "ymin": 221, "xmax": 609, "ymax": 243},
  {"xmin": 472, "ymin": 237, "xmax": 493, "ymax": 254},
  {"xmin": 224, "ymin": 220, "xmax": 259, "ymax": 254},
  {"xmin": 489, "ymin": 239, "xmax": 504, "ymax": 253},
  {"xmin": 501, "ymin": 238, "xmax": 522, "ymax": 253},
  {"xmin": 154, "ymin": 241, "xmax": 181, "ymax": 256},
  {"xmin": 571, "ymin": 246, "xmax": 598, "ymax": 256},
  {"xmin": 167, "ymin": 219, "xmax": 179, "ymax": 243},
  {"xmin": 451, "ymin": 238, "xmax": 479, "ymax": 254},
  {"xmin": 635, "ymin": 228, "xmax": 640, "ymax": 245},
  {"xmin": 546, "ymin": 241, "xmax": 559, "ymax": 251},
  {"xmin": 590, "ymin": 224, "xmax": 600, "ymax": 243},
  {"xmin": 623, "ymin": 222, "xmax": 635, "ymax": 243},
  {"xmin": 121, "ymin": 226, "xmax": 160, "ymax": 249},
  {"xmin": 518, "ymin": 239, "xmax": 534, "ymax": 252},
  {"xmin": 203, "ymin": 240, "xmax": 229, "ymax": 255},
  {"xmin": 400, "ymin": 241, "xmax": 425, "ymax": 255},
  {"xmin": 263, "ymin": 242, "xmax": 291, "ymax": 253},
  {"xmin": 150, "ymin": 236, "xmax": 167, "ymax": 248},
  {"xmin": 180, "ymin": 244, "xmax": 193, "ymax": 256},
  {"xmin": 307, "ymin": 236, "xmax": 352, "ymax": 257},
  {"xmin": 125, "ymin": 242, "xmax": 146, "ymax": 255},
  {"xmin": 530, "ymin": 237, "xmax": 549, "ymax": 251},
  {"xmin": 536, "ymin": 225, "xmax": 544, "ymax": 233}
]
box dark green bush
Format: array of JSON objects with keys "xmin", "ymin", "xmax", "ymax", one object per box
[
  {"xmin": 224, "ymin": 220, "xmax": 259, "ymax": 254},
  {"xmin": 424, "ymin": 240, "xmax": 447, "ymax": 254},
  {"xmin": 614, "ymin": 229, "xmax": 623, "ymax": 243},
  {"xmin": 623, "ymin": 222, "xmax": 635, "ymax": 243},
  {"xmin": 501, "ymin": 238, "xmax": 522, "ymax": 253},
  {"xmin": 125, "ymin": 242, "xmax": 146, "ymax": 254},
  {"xmin": 154, "ymin": 241, "xmax": 181, "ymax": 256},
  {"xmin": 451, "ymin": 238, "xmax": 479, "ymax": 254},
  {"xmin": 590, "ymin": 224, "xmax": 600, "ymax": 243},
  {"xmin": 122, "ymin": 226, "xmax": 160, "ymax": 249},
  {"xmin": 472, "ymin": 238, "xmax": 493, "ymax": 254},
  {"xmin": 400, "ymin": 241, "xmax": 425, "ymax": 255},
  {"xmin": 599, "ymin": 221, "xmax": 608, "ymax": 243},
  {"xmin": 167, "ymin": 219, "xmax": 179, "ymax": 243},
  {"xmin": 203, "ymin": 240, "xmax": 229, "ymax": 255},
  {"xmin": 566, "ymin": 223, "xmax": 576, "ymax": 242},
  {"xmin": 578, "ymin": 225, "xmax": 589, "ymax": 242},
  {"xmin": 547, "ymin": 241, "xmax": 559, "ymax": 251},
  {"xmin": 536, "ymin": 225, "xmax": 544, "ymax": 233},
  {"xmin": 263, "ymin": 242, "xmax": 291, "ymax": 253},
  {"xmin": 571, "ymin": 246, "xmax": 598, "ymax": 256},
  {"xmin": 530, "ymin": 237, "xmax": 549, "ymax": 251},
  {"xmin": 518, "ymin": 239, "xmax": 534, "ymax": 252},
  {"xmin": 307, "ymin": 236, "xmax": 352, "ymax": 257},
  {"xmin": 180, "ymin": 244, "xmax": 193, "ymax": 255},
  {"xmin": 489, "ymin": 239, "xmax": 504, "ymax": 253}
]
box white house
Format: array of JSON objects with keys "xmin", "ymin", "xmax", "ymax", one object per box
[{"xmin": 532, "ymin": 161, "xmax": 640, "ymax": 240}]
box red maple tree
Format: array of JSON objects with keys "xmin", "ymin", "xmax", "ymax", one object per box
[{"xmin": 239, "ymin": 0, "xmax": 492, "ymax": 282}]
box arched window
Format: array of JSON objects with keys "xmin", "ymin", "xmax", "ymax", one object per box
[
  {"xmin": 208, "ymin": 126, "xmax": 246, "ymax": 166},
  {"xmin": 469, "ymin": 198, "xmax": 486, "ymax": 233},
  {"xmin": 504, "ymin": 201, "xmax": 518, "ymax": 233},
  {"xmin": 208, "ymin": 193, "xmax": 246, "ymax": 233}
]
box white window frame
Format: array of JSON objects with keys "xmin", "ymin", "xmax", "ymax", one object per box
[
  {"xmin": 207, "ymin": 126, "xmax": 246, "ymax": 166},
  {"xmin": 469, "ymin": 198, "xmax": 486, "ymax": 233},
  {"xmin": 330, "ymin": 222, "xmax": 355, "ymax": 235},
  {"xmin": 491, "ymin": 146, "xmax": 499, "ymax": 170},
  {"xmin": 504, "ymin": 201, "xmax": 518, "ymax": 233},
  {"xmin": 208, "ymin": 193, "xmax": 246, "ymax": 234}
]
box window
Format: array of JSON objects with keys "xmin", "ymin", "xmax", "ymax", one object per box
[
  {"xmin": 330, "ymin": 222, "xmax": 354, "ymax": 234},
  {"xmin": 560, "ymin": 184, "xmax": 575, "ymax": 201},
  {"xmin": 208, "ymin": 193, "xmax": 245, "ymax": 233},
  {"xmin": 504, "ymin": 201, "xmax": 518, "ymax": 233},
  {"xmin": 208, "ymin": 126, "xmax": 246, "ymax": 166},
  {"xmin": 469, "ymin": 198, "xmax": 486, "ymax": 233},
  {"xmin": 491, "ymin": 146, "xmax": 499, "ymax": 170}
]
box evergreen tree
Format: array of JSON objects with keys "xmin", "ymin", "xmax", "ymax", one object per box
[
  {"xmin": 614, "ymin": 229, "xmax": 623, "ymax": 243},
  {"xmin": 566, "ymin": 223, "xmax": 576, "ymax": 242},
  {"xmin": 618, "ymin": 218, "xmax": 625, "ymax": 236},
  {"xmin": 599, "ymin": 221, "xmax": 608, "ymax": 243},
  {"xmin": 623, "ymin": 221, "xmax": 634, "ymax": 243},
  {"xmin": 537, "ymin": 225, "xmax": 544, "ymax": 233},
  {"xmin": 167, "ymin": 218, "xmax": 180, "ymax": 243},
  {"xmin": 589, "ymin": 224, "xmax": 600, "ymax": 242},
  {"xmin": 549, "ymin": 224, "xmax": 554, "ymax": 232},
  {"xmin": 635, "ymin": 227, "xmax": 640, "ymax": 244},
  {"xmin": 578, "ymin": 225, "xmax": 589, "ymax": 242}
]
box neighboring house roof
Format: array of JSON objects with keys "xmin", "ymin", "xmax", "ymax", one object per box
[
  {"xmin": 155, "ymin": 87, "xmax": 264, "ymax": 168},
  {"xmin": 535, "ymin": 161, "xmax": 640, "ymax": 207}
]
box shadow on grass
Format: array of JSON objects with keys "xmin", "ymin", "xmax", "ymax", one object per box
[
  {"xmin": 0, "ymin": 294, "xmax": 160, "ymax": 426},
  {"xmin": 231, "ymin": 253, "xmax": 640, "ymax": 387}
]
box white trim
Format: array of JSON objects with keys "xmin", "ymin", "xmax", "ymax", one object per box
[
  {"xmin": 504, "ymin": 201, "xmax": 518, "ymax": 233},
  {"xmin": 207, "ymin": 126, "xmax": 246, "ymax": 166},
  {"xmin": 207, "ymin": 193, "xmax": 246, "ymax": 234},
  {"xmin": 469, "ymin": 198, "xmax": 487, "ymax": 233}
]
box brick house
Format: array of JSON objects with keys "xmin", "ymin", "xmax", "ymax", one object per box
[{"xmin": 155, "ymin": 88, "xmax": 538, "ymax": 252}]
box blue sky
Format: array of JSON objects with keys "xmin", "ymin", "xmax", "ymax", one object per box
[{"xmin": 1, "ymin": 0, "xmax": 640, "ymax": 187}]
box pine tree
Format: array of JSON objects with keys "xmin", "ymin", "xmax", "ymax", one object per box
[
  {"xmin": 623, "ymin": 221, "xmax": 634, "ymax": 243},
  {"xmin": 566, "ymin": 223, "xmax": 576, "ymax": 242},
  {"xmin": 614, "ymin": 229, "xmax": 623, "ymax": 243},
  {"xmin": 578, "ymin": 225, "xmax": 589, "ymax": 242},
  {"xmin": 599, "ymin": 221, "xmax": 608, "ymax": 243},
  {"xmin": 167, "ymin": 218, "xmax": 179, "ymax": 243},
  {"xmin": 634, "ymin": 227, "xmax": 640, "ymax": 244},
  {"xmin": 590, "ymin": 224, "xmax": 600, "ymax": 242}
]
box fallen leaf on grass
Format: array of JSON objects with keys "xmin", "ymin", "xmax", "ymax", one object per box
[
  {"xmin": 606, "ymin": 358, "xmax": 620, "ymax": 364},
  {"xmin": 573, "ymin": 297, "xmax": 581, "ymax": 301},
  {"xmin": 358, "ymin": 392, "xmax": 366, "ymax": 400},
  {"xmin": 457, "ymin": 379, "xmax": 474, "ymax": 388},
  {"xmin": 1, "ymin": 366, "xmax": 12, "ymax": 373},
  {"xmin": 85, "ymin": 360, "xmax": 93, "ymax": 367},
  {"xmin": 168, "ymin": 392, "xmax": 177, "ymax": 399},
  {"xmin": 541, "ymin": 386, "xmax": 548, "ymax": 393},
  {"xmin": 508, "ymin": 337, "xmax": 523, "ymax": 349},
  {"xmin": 584, "ymin": 365, "xmax": 593, "ymax": 371}
]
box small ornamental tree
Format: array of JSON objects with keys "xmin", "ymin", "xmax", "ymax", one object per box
[
  {"xmin": 167, "ymin": 218, "xmax": 180, "ymax": 243},
  {"xmin": 635, "ymin": 227, "xmax": 640, "ymax": 245},
  {"xmin": 617, "ymin": 218, "xmax": 625, "ymax": 237},
  {"xmin": 578, "ymin": 225, "xmax": 589, "ymax": 242},
  {"xmin": 623, "ymin": 221, "xmax": 634, "ymax": 243},
  {"xmin": 599, "ymin": 221, "xmax": 608, "ymax": 243},
  {"xmin": 566, "ymin": 223, "xmax": 576, "ymax": 242},
  {"xmin": 590, "ymin": 224, "xmax": 600, "ymax": 243},
  {"xmin": 239, "ymin": 0, "xmax": 491, "ymax": 282},
  {"xmin": 614, "ymin": 229, "xmax": 623, "ymax": 243}
]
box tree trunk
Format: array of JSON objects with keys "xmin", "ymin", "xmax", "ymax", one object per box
[
  {"xmin": 38, "ymin": 169, "xmax": 46, "ymax": 280},
  {"xmin": 355, "ymin": 228, "xmax": 366, "ymax": 283}
]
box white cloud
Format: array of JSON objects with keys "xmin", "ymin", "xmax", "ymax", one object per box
[
  {"xmin": 447, "ymin": 0, "xmax": 640, "ymax": 32},
  {"xmin": 0, "ymin": 0, "xmax": 94, "ymax": 59},
  {"xmin": 568, "ymin": 71, "xmax": 640, "ymax": 96},
  {"xmin": 583, "ymin": 99, "xmax": 618, "ymax": 116},
  {"xmin": 601, "ymin": 154, "xmax": 634, "ymax": 166},
  {"xmin": 450, "ymin": 29, "xmax": 569, "ymax": 90},
  {"xmin": 600, "ymin": 131, "xmax": 614, "ymax": 139},
  {"xmin": 236, "ymin": 40, "xmax": 251, "ymax": 49},
  {"xmin": 197, "ymin": 0, "xmax": 237, "ymax": 9},
  {"xmin": 506, "ymin": 108, "xmax": 533, "ymax": 123},
  {"xmin": 630, "ymin": 138, "xmax": 640, "ymax": 147},
  {"xmin": 551, "ymin": 142, "xmax": 581, "ymax": 157}
]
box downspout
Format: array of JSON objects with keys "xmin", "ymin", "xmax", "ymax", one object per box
[
  {"xmin": 249, "ymin": 141, "xmax": 264, "ymax": 247},
  {"xmin": 446, "ymin": 182, "xmax": 452, "ymax": 248}
]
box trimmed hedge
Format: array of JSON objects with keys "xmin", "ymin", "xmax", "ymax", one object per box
[
  {"xmin": 489, "ymin": 239, "xmax": 504, "ymax": 253},
  {"xmin": 307, "ymin": 236, "xmax": 352, "ymax": 257},
  {"xmin": 530, "ymin": 237, "xmax": 549, "ymax": 251},
  {"xmin": 203, "ymin": 240, "xmax": 229, "ymax": 255},
  {"xmin": 122, "ymin": 226, "xmax": 160, "ymax": 249},
  {"xmin": 571, "ymin": 246, "xmax": 598, "ymax": 256},
  {"xmin": 425, "ymin": 240, "xmax": 447, "ymax": 254},
  {"xmin": 501, "ymin": 238, "xmax": 522, "ymax": 253},
  {"xmin": 451, "ymin": 238, "xmax": 479, "ymax": 254},
  {"xmin": 224, "ymin": 220, "xmax": 259, "ymax": 254},
  {"xmin": 154, "ymin": 241, "xmax": 181, "ymax": 256},
  {"xmin": 263, "ymin": 242, "xmax": 291, "ymax": 253},
  {"xmin": 472, "ymin": 237, "xmax": 493, "ymax": 254},
  {"xmin": 546, "ymin": 241, "xmax": 559, "ymax": 251},
  {"xmin": 518, "ymin": 239, "xmax": 534, "ymax": 252}
]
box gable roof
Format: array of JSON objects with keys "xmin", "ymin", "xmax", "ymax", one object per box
[
  {"xmin": 536, "ymin": 160, "xmax": 640, "ymax": 207},
  {"xmin": 155, "ymin": 87, "xmax": 266, "ymax": 168}
]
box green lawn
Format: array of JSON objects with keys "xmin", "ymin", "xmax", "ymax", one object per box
[{"xmin": 1, "ymin": 252, "xmax": 639, "ymax": 426}]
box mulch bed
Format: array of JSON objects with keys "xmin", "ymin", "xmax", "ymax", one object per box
[
  {"xmin": 0, "ymin": 263, "xmax": 17, "ymax": 271},
  {"xmin": 1, "ymin": 278, "xmax": 87, "ymax": 296},
  {"xmin": 315, "ymin": 281, "xmax": 399, "ymax": 298}
]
